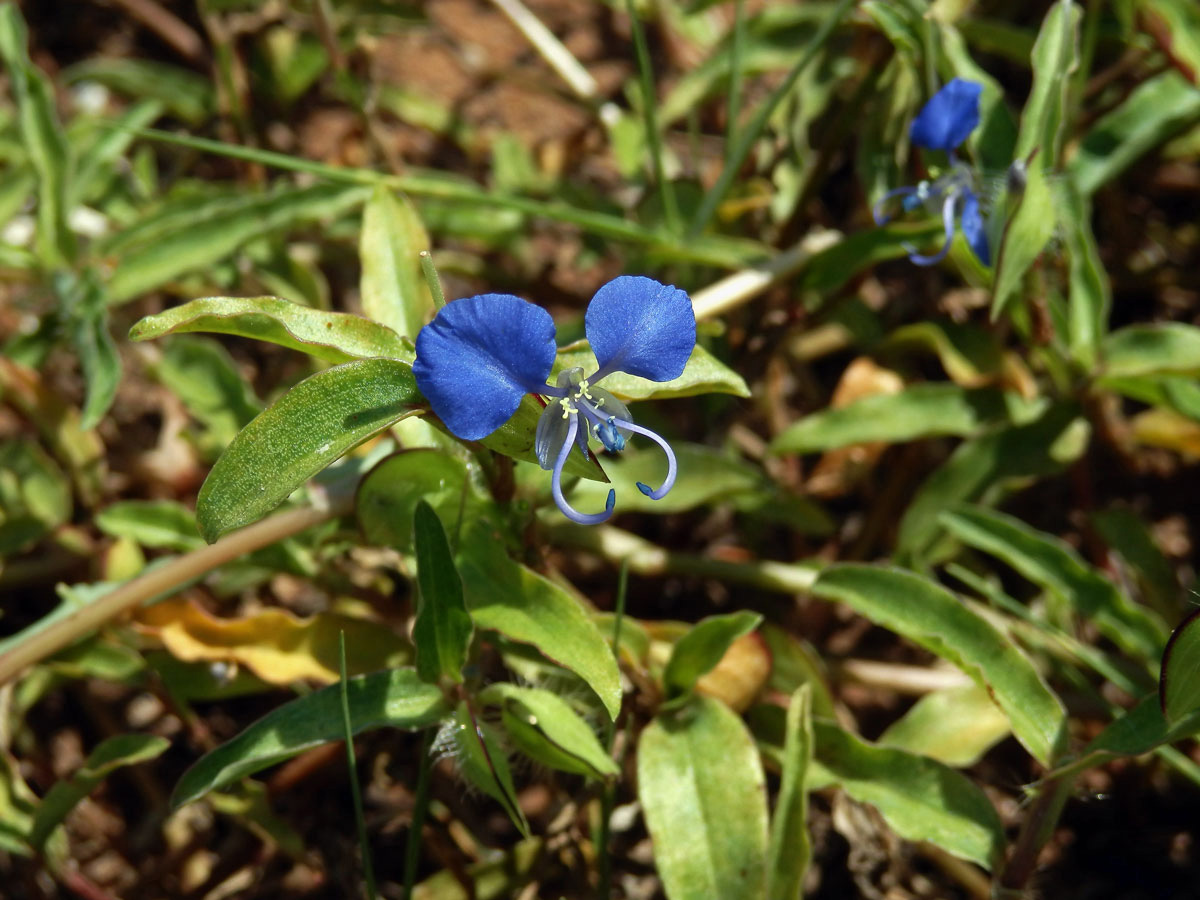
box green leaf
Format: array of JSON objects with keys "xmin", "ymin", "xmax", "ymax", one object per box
[
  {"xmin": 940, "ymin": 504, "xmax": 1168, "ymax": 663},
  {"xmin": 1014, "ymin": 2, "xmax": 1079, "ymax": 164},
  {"xmin": 1091, "ymin": 507, "xmax": 1178, "ymax": 615},
  {"xmin": 810, "ymin": 721, "xmax": 1005, "ymax": 869},
  {"xmin": 663, "ymin": 612, "xmax": 763, "ymax": 700},
  {"xmin": 456, "ymin": 523, "xmax": 622, "ymax": 719},
  {"xmin": 1160, "ymin": 609, "xmax": 1200, "ymax": 725},
  {"xmin": 130, "ymin": 295, "xmax": 412, "ymax": 364},
  {"xmin": 449, "ymin": 700, "xmax": 530, "ymax": 837},
  {"xmin": 1062, "ymin": 182, "xmax": 1109, "ymax": 370},
  {"xmin": 992, "ymin": 161, "xmax": 1060, "ymax": 320},
  {"xmin": 412, "ymin": 500, "xmax": 473, "ymax": 685},
  {"xmin": 811, "ymin": 564, "xmax": 1068, "ymax": 765},
  {"xmin": 896, "ymin": 402, "xmax": 1087, "ymax": 559},
  {"xmin": 357, "ymin": 449, "xmax": 475, "ymax": 551},
  {"xmin": 879, "ymin": 683, "xmax": 1011, "ymax": 767},
  {"xmin": 770, "ymin": 384, "xmax": 1028, "ymax": 454},
  {"xmin": 1051, "ymin": 694, "xmax": 1200, "ymax": 781},
  {"xmin": 760, "ymin": 625, "xmax": 837, "ymax": 719},
  {"xmin": 766, "ymin": 686, "xmax": 812, "ymax": 900},
  {"xmin": 157, "ymin": 336, "xmax": 262, "ymax": 456},
  {"xmin": 552, "ymin": 343, "xmax": 750, "ymax": 401},
  {"xmin": 882, "ymin": 320, "xmax": 1007, "ymax": 387},
  {"xmin": 1100, "ymin": 323, "xmax": 1200, "ymax": 379},
  {"xmin": 639, "ymin": 695, "xmax": 769, "ymax": 900},
  {"xmin": 64, "ymin": 58, "xmax": 214, "ymax": 125},
  {"xmin": 0, "ymin": 4, "xmax": 74, "ymax": 265},
  {"xmin": 0, "ymin": 438, "xmax": 72, "ymax": 554},
  {"xmin": 57, "ymin": 270, "xmax": 120, "ymax": 429},
  {"xmin": 798, "ymin": 221, "xmax": 944, "ymax": 295},
  {"xmin": 172, "ymin": 668, "xmax": 449, "ymax": 807},
  {"xmin": 30, "ymin": 735, "xmax": 169, "ymax": 850},
  {"xmin": 196, "ymin": 358, "xmax": 421, "ymax": 542},
  {"xmin": 96, "ymin": 500, "xmax": 203, "ymax": 551},
  {"xmin": 359, "ymin": 185, "xmax": 434, "ymax": 340},
  {"xmin": 1070, "ymin": 72, "xmax": 1200, "ymax": 197},
  {"xmin": 70, "ymin": 99, "xmax": 163, "ymax": 206},
  {"xmin": 1141, "ymin": 0, "xmax": 1200, "ymax": 85},
  {"xmin": 478, "ymin": 683, "xmax": 619, "ymax": 780},
  {"xmin": 992, "ymin": 0, "xmax": 1079, "ymax": 317},
  {"xmin": 106, "ymin": 182, "xmax": 371, "ymax": 303}
]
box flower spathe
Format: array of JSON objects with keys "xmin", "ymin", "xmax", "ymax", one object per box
[
  {"xmin": 874, "ymin": 77, "xmax": 990, "ymax": 267},
  {"xmin": 413, "ymin": 276, "xmax": 696, "ymax": 524}
]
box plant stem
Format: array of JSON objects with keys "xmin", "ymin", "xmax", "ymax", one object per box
[
  {"xmin": 595, "ymin": 560, "xmax": 630, "ymax": 900},
  {"xmin": 403, "ymin": 728, "xmax": 436, "ymax": 900},
  {"xmin": 340, "ymin": 632, "xmax": 378, "ymax": 900},
  {"xmin": 0, "ymin": 501, "xmax": 350, "ymax": 685},
  {"xmin": 998, "ymin": 774, "xmax": 1074, "ymax": 893}
]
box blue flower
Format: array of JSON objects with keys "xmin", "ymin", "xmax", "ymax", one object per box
[
  {"xmin": 413, "ymin": 276, "xmax": 696, "ymax": 524},
  {"xmin": 873, "ymin": 78, "xmax": 990, "ymax": 267}
]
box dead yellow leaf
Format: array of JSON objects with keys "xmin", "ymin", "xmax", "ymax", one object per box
[
  {"xmin": 807, "ymin": 357, "xmax": 904, "ymax": 497},
  {"xmin": 1131, "ymin": 408, "xmax": 1200, "ymax": 460},
  {"xmin": 135, "ymin": 598, "xmax": 410, "ymax": 685}
]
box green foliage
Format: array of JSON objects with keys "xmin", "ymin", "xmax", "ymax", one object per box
[
  {"xmin": 4, "ymin": 0, "xmax": 1200, "ymax": 894},
  {"xmin": 639, "ymin": 695, "xmax": 769, "ymax": 900}
]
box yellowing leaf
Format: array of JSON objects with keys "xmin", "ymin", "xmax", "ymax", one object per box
[
  {"xmin": 1132, "ymin": 408, "xmax": 1200, "ymax": 459},
  {"xmin": 135, "ymin": 598, "xmax": 408, "ymax": 685},
  {"xmin": 807, "ymin": 357, "xmax": 903, "ymax": 497}
]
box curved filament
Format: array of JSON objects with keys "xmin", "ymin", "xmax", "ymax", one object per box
[
  {"xmin": 908, "ymin": 192, "xmax": 958, "ymax": 266},
  {"xmin": 609, "ymin": 417, "xmax": 678, "ymax": 500},
  {"xmin": 551, "ymin": 414, "xmax": 615, "ymax": 525}
]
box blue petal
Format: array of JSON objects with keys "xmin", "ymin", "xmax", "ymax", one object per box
[
  {"xmin": 534, "ymin": 399, "xmax": 570, "ymax": 470},
  {"xmin": 413, "ymin": 293, "xmax": 557, "ymax": 441},
  {"xmin": 909, "ymin": 78, "xmax": 982, "ymax": 153},
  {"xmin": 960, "ymin": 189, "xmax": 991, "ymax": 266},
  {"xmin": 585, "ymin": 276, "xmax": 696, "ymax": 383}
]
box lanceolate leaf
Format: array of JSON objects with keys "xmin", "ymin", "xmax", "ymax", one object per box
[
  {"xmin": 1160, "ymin": 609, "xmax": 1200, "ymax": 725},
  {"xmin": 992, "ymin": 1, "xmax": 1079, "ymax": 318},
  {"xmin": 450, "ymin": 701, "xmax": 530, "ymax": 837},
  {"xmin": 478, "ymin": 683, "xmax": 618, "ymax": 780},
  {"xmin": 457, "ymin": 522, "xmax": 622, "ymax": 719},
  {"xmin": 896, "ymin": 402, "xmax": 1087, "ymax": 559},
  {"xmin": 810, "ymin": 721, "xmax": 1005, "ymax": 869},
  {"xmin": 172, "ymin": 668, "xmax": 449, "ymax": 807},
  {"xmin": 130, "ymin": 295, "xmax": 412, "ymax": 363},
  {"xmin": 639, "ymin": 695, "xmax": 769, "ymax": 900},
  {"xmin": 940, "ymin": 504, "xmax": 1168, "ymax": 663},
  {"xmin": 1100, "ymin": 323, "xmax": 1200, "ymax": 379},
  {"xmin": 663, "ymin": 612, "xmax": 763, "ymax": 700},
  {"xmin": 811, "ymin": 564, "xmax": 1068, "ymax": 766},
  {"xmin": 412, "ymin": 500, "xmax": 473, "ymax": 684},
  {"xmin": 0, "ymin": 4, "xmax": 74, "ymax": 266},
  {"xmin": 553, "ymin": 343, "xmax": 750, "ymax": 401},
  {"xmin": 1050, "ymin": 694, "xmax": 1200, "ymax": 782},
  {"xmin": 359, "ymin": 185, "xmax": 434, "ymax": 340},
  {"xmin": 107, "ymin": 183, "xmax": 371, "ymax": 303},
  {"xmin": 30, "ymin": 735, "xmax": 170, "ymax": 850},
  {"xmin": 196, "ymin": 358, "xmax": 421, "ymax": 542},
  {"xmin": 1070, "ymin": 72, "xmax": 1200, "ymax": 197},
  {"xmin": 766, "ymin": 686, "xmax": 813, "ymax": 900},
  {"xmin": 770, "ymin": 384, "xmax": 1028, "ymax": 454}
]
